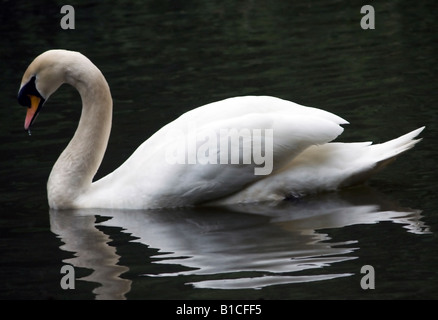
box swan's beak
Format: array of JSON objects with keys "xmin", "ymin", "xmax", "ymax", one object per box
[
  {"xmin": 24, "ymin": 95, "xmax": 43, "ymax": 131},
  {"xmin": 18, "ymin": 76, "xmax": 46, "ymax": 131}
]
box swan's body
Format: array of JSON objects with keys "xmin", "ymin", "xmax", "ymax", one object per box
[{"xmin": 18, "ymin": 50, "xmax": 424, "ymax": 210}]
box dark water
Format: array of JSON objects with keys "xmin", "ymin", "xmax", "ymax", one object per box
[{"xmin": 0, "ymin": 1, "xmax": 437, "ymax": 300}]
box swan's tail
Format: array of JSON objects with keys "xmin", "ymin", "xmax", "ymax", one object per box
[
  {"xmin": 341, "ymin": 126, "xmax": 425, "ymax": 187},
  {"xmin": 211, "ymin": 127, "xmax": 425, "ymax": 204},
  {"xmin": 370, "ymin": 126, "xmax": 425, "ymax": 165}
]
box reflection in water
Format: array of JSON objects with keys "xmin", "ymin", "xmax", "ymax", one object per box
[
  {"xmin": 50, "ymin": 214, "xmax": 132, "ymax": 300},
  {"xmin": 49, "ymin": 187, "xmax": 430, "ymax": 299}
]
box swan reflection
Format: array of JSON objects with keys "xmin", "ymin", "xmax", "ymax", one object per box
[{"xmin": 49, "ymin": 187, "xmax": 430, "ymax": 299}]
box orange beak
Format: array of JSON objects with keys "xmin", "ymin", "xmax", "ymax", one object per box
[{"xmin": 24, "ymin": 95, "xmax": 41, "ymax": 131}]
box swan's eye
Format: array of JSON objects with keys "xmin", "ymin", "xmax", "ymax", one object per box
[{"xmin": 18, "ymin": 76, "xmax": 44, "ymax": 107}]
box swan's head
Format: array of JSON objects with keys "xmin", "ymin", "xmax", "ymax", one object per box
[{"xmin": 18, "ymin": 49, "xmax": 85, "ymax": 131}]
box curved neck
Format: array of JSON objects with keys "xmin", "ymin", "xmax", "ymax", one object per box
[{"xmin": 47, "ymin": 61, "xmax": 112, "ymax": 209}]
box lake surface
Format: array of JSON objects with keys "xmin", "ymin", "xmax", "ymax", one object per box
[{"xmin": 0, "ymin": 1, "xmax": 437, "ymax": 300}]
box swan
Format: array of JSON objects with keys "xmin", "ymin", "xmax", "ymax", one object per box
[{"xmin": 18, "ymin": 49, "xmax": 424, "ymax": 210}]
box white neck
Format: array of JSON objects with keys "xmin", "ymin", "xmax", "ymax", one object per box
[{"xmin": 47, "ymin": 57, "xmax": 112, "ymax": 209}]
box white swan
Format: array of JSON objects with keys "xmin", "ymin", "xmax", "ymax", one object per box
[{"xmin": 18, "ymin": 49, "xmax": 424, "ymax": 209}]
